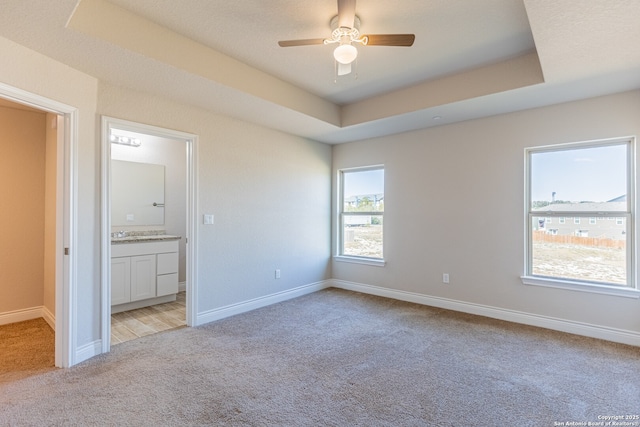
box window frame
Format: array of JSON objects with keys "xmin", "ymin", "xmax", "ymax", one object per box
[
  {"xmin": 522, "ymin": 137, "xmax": 639, "ymax": 298},
  {"xmin": 335, "ymin": 165, "xmax": 386, "ymax": 267}
]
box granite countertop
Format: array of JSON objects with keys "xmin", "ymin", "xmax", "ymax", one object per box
[{"xmin": 111, "ymin": 230, "xmax": 181, "ymax": 244}]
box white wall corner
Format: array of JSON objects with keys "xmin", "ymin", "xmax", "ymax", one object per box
[
  {"xmin": 42, "ymin": 306, "xmax": 55, "ymax": 331},
  {"xmin": 196, "ymin": 280, "xmax": 332, "ymax": 326},
  {"xmin": 329, "ymin": 279, "xmax": 640, "ymax": 347}
]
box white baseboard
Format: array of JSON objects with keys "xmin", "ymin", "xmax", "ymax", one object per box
[
  {"xmin": 196, "ymin": 280, "xmax": 331, "ymax": 326},
  {"xmin": 330, "ymin": 279, "xmax": 640, "ymax": 347},
  {"xmin": 178, "ymin": 281, "xmax": 186, "ymax": 292},
  {"xmin": 42, "ymin": 306, "xmax": 55, "ymax": 331},
  {"xmin": 0, "ymin": 306, "xmax": 47, "ymax": 326},
  {"xmin": 75, "ymin": 339, "xmax": 102, "ymax": 365}
]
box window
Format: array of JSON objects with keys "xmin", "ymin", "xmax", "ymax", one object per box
[
  {"xmin": 524, "ymin": 138, "xmax": 635, "ymax": 294},
  {"xmin": 338, "ymin": 166, "xmax": 384, "ymax": 263}
]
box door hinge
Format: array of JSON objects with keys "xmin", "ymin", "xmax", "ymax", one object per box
[{"xmin": 64, "ymin": 247, "xmax": 70, "ymax": 255}]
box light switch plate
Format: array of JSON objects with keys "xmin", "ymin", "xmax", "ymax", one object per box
[{"xmin": 203, "ymin": 214, "xmax": 214, "ymax": 225}]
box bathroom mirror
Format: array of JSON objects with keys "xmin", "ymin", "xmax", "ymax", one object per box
[{"xmin": 111, "ymin": 160, "xmax": 165, "ymax": 226}]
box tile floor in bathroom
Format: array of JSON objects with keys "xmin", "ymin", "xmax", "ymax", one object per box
[{"xmin": 111, "ymin": 291, "xmax": 186, "ymax": 345}]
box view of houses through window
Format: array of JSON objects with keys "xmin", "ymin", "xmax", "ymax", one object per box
[
  {"xmin": 527, "ymin": 140, "xmax": 632, "ymax": 286},
  {"xmin": 340, "ymin": 167, "xmax": 384, "ymax": 259}
]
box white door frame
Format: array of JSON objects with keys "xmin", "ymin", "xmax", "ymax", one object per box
[
  {"xmin": 0, "ymin": 83, "xmax": 78, "ymax": 368},
  {"xmin": 101, "ymin": 116, "xmax": 198, "ymax": 352}
]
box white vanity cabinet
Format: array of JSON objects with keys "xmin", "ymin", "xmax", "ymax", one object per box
[{"xmin": 111, "ymin": 239, "xmax": 179, "ymax": 310}]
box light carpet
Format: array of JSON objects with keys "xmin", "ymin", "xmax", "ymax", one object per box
[{"xmin": 1, "ymin": 288, "xmax": 639, "ymax": 426}]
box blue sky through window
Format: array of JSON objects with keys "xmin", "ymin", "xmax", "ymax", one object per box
[
  {"xmin": 344, "ymin": 168, "xmax": 384, "ymax": 198},
  {"xmin": 531, "ymin": 144, "xmax": 627, "ymax": 203}
]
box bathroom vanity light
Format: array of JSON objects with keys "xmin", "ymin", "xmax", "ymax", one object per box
[{"xmin": 110, "ymin": 133, "xmax": 141, "ymax": 147}]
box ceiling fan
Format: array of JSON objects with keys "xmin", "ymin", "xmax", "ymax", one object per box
[{"xmin": 278, "ymin": 0, "xmax": 415, "ymax": 76}]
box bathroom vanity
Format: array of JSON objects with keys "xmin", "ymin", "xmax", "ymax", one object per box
[{"xmin": 111, "ymin": 233, "xmax": 180, "ymax": 313}]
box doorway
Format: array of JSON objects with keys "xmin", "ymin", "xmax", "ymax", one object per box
[
  {"xmin": 0, "ymin": 83, "xmax": 77, "ymax": 368},
  {"xmin": 101, "ymin": 117, "xmax": 197, "ymax": 351}
]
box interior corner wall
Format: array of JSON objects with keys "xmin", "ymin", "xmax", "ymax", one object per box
[
  {"xmin": 97, "ymin": 82, "xmax": 332, "ymax": 315},
  {"xmin": 332, "ymin": 89, "xmax": 640, "ymax": 335},
  {"xmin": 0, "ymin": 106, "xmax": 46, "ymax": 314},
  {"xmin": 0, "ymin": 36, "xmax": 99, "ymax": 351},
  {"xmin": 43, "ymin": 112, "xmax": 58, "ymax": 317}
]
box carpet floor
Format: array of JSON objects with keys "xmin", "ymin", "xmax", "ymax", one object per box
[
  {"xmin": 0, "ymin": 318, "xmax": 55, "ymax": 384},
  {"xmin": 1, "ymin": 288, "xmax": 639, "ymax": 426}
]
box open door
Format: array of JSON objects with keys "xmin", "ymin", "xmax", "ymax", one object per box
[
  {"xmin": 101, "ymin": 116, "xmax": 198, "ymax": 352},
  {"xmin": 0, "ymin": 83, "xmax": 78, "ymax": 368}
]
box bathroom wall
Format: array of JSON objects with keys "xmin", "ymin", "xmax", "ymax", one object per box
[
  {"xmin": 111, "ymin": 134, "xmax": 187, "ymax": 283},
  {"xmin": 0, "ymin": 104, "xmax": 46, "ymax": 315}
]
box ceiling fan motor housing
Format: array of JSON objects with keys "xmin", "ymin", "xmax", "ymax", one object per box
[{"xmin": 329, "ymin": 15, "xmax": 362, "ymax": 45}]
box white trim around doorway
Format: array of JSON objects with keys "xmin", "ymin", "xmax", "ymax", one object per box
[
  {"xmin": 0, "ymin": 82, "xmax": 78, "ymax": 368},
  {"xmin": 100, "ymin": 116, "xmax": 198, "ymax": 352}
]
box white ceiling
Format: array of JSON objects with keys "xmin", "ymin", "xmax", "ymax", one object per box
[{"xmin": 0, "ymin": 0, "xmax": 639, "ymax": 144}]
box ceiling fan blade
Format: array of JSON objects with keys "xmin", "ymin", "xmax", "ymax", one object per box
[
  {"xmin": 363, "ymin": 34, "xmax": 416, "ymax": 47},
  {"xmin": 278, "ymin": 38, "xmax": 326, "ymax": 47},
  {"xmin": 337, "ymin": 0, "xmax": 356, "ymax": 28},
  {"xmin": 337, "ymin": 62, "xmax": 351, "ymax": 76}
]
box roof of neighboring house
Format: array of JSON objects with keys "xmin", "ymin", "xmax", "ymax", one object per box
[
  {"xmin": 533, "ymin": 201, "xmax": 626, "ymax": 213},
  {"xmin": 607, "ymin": 195, "xmax": 626, "ymax": 202}
]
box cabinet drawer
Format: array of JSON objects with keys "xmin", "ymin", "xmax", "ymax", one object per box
[
  {"xmin": 157, "ymin": 273, "xmax": 178, "ymax": 297},
  {"xmin": 112, "ymin": 240, "xmax": 178, "ymax": 257},
  {"xmin": 157, "ymin": 252, "xmax": 178, "ymax": 275}
]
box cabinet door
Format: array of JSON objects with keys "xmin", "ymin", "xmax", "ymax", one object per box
[
  {"xmin": 130, "ymin": 254, "xmax": 157, "ymax": 302},
  {"xmin": 111, "ymin": 257, "xmax": 131, "ymax": 305}
]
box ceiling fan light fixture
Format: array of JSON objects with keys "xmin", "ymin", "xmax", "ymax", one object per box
[{"xmin": 333, "ymin": 43, "xmax": 358, "ymax": 64}]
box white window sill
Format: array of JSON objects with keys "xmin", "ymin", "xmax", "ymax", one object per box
[
  {"xmin": 521, "ymin": 276, "xmax": 640, "ymax": 299},
  {"xmin": 334, "ymin": 255, "xmax": 386, "ymax": 267}
]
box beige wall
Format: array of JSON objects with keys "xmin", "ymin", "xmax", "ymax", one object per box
[
  {"xmin": 333, "ymin": 90, "xmax": 640, "ymax": 334},
  {"xmin": 0, "ymin": 106, "xmax": 46, "ymax": 313},
  {"xmin": 43, "ymin": 113, "xmax": 58, "ymax": 317}
]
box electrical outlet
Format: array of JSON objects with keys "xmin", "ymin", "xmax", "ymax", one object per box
[
  {"xmin": 275, "ymin": 269, "xmax": 281, "ymax": 279},
  {"xmin": 442, "ymin": 273, "xmax": 450, "ymax": 284}
]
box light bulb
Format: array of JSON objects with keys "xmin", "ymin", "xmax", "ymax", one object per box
[{"xmin": 333, "ymin": 44, "xmax": 358, "ymax": 65}]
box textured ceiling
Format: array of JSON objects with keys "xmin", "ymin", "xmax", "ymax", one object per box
[
  {"xmin": 0, "ymin": 0, "xmax": 639, "ymax": 144},
  {"xmin": 105, "ymin": 0, "xmax": 536, "ymax": 104}
]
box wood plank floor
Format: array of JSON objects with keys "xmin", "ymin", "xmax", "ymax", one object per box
[{"xmin": 111, "ymin": 292, "xmax": 186, "ymax": 345}]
